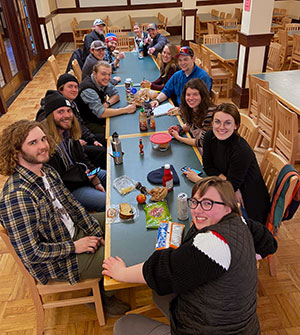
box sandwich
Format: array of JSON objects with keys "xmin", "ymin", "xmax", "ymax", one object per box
[{"xmin": 119, "ymin": 203, "xmax": 134, "ymax": 220}]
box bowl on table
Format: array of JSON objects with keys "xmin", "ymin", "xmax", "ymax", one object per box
[{"xmin": 150, "ymin": 133, "xmax": 172, "ymax": 152}]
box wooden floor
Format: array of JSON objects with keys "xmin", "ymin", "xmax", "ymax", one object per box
[{"xmin": 0, "ymin": 54, "xmax": 300, "ymax": 334}]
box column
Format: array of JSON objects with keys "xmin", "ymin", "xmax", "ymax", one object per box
[
  {"xmin": 181, "ymin": 0, "xmax": 197, "ymax": 46},
  {"xmin": 232, "ymin": 0, "xmax": 274, "ymax": 108}
]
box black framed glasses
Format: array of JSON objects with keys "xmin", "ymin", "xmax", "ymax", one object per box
[{"xmin": 187, "ymin": 198, "xmax": 226, "ymax": 211}]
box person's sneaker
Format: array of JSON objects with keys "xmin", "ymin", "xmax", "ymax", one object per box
[{"xmin": 102, "ymin": 295, "xmax": 131, "ymax": 318}]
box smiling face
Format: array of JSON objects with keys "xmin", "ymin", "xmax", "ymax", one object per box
[
  {"xmin": 93, "ymin": 65, "xmax": 112, "ymax": 86},
  {"xmin": 60, "ymin": 81, "xmax": 78, "ymax": 101},
  {"xmin": 91, "ymin": 47, "xmax": 106, "ymax": 60},
  {"xmin": 161, "ymin": 45, "xmax": 172, "ymax": 63},
  {"xmin": 191, "ymin": 186, "xmax": 231, "ymax": 230},
  {"xmin": 53, "ymin": 106, "xmax": 74, "ymax": 131},
  {"xmin": 148, "ymin": 28, "xmax": 158, "ymax": 39},
  {"xmin": 107, "ymin": 40, "xmax": 117, "ymax": 52},
  {"xmin": 185, "ymin": 87, "xmax": 202, "ymax": 110},
  {"xmin": 212, "ymin": 111, "xmax": 238, "ymax": 141},
  {"xmin": 177, "ymin": 54, "xmax": 194, "ymax": 74},
  {"xmin": 133, "ymin": 25, "xmax": 141, "ymax": 36},
  {"xmin": 19, "ymin": 126, "xmax": 50, "ymax": 167},
  {"xmin": 94, "ymin": 24, "xmax": 105, "ymax": 34}
]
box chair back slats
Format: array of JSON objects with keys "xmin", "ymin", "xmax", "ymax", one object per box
[
  {"xmin": 238, "ymin": 113, "xmax": 260, "ymax": 150},
  {"xmin": 48, "ymin": 55, "xmax": 61, "ymax": 83},
  {"xmin": 203, "ymin": 34, "xmax": 221, "ymax": 45},
  {"xmin": 116, "ymin": 32, "xmax": 130, "ymax": 52},
  {"xmin": 107, "ymin": 25, "xmax": 121, "ymax": 34},
  {"xmin": 207, "ymin": 22, "xmax": 215, "ymax": 34},
  {"xmin": 289, "ymin": 34, "xmax": 300, "ymax": 69},
  {"xmin": 285, "ymin": 23, "xmax": 300, "ymax": 31},
  {"xmin": 267, "ymin": 42, "xmax": 282, "ymax": 71},
  {"xmin": 72, "ymin": 59, "xmax": 82, "ymax": 83}
]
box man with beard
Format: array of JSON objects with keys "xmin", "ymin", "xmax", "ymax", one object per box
[
  {"xmin": 42, "ymin": 90, "xmax": 106, "ymax": 212},
  {"xmin": 76, "ymin": 61, "xmax": 136, "ymax": 134},
  {"xmin": 82, "ymin": 40, "xmax": 120, "ymax": 84},
  {"xmin": 0, "ymin": 119, "xmax": 130, "ymax": 316},
  {"xmin": 104, "ymin": 33, "xmax": 125, "ymax": 71},
  {"xmin": 145, "ymin": 23, "xmax": 168, "ymax": 57},
  {"xmin": 83, "ymin": 18, "xmax": 106, "ymax": 60}
]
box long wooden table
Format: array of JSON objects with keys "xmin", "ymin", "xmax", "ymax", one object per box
[
  {"xmin": 104, "ymin": 53, "xmax": 203, "ymax": 291},
  {"xmin": 253, "ymin": 70, "xmax": 300, "ymax": 114}
]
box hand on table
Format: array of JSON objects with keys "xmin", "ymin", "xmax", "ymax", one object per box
[
  {"xmin": 168, "ymin": 129, "xmax": 180, "ymax": 140},
  {"xmin": 74, "ymin": 236, "xmax": 102, "ymax": 254},
  {"xmin": 184, "ymin": 168, "xmax": 202, "ymax": 183},
  {"xmin": 168, "ymin": 125, "xmax": 181, "ymax": 134},
  {"xmin": 151, "ymin": 100, "xmax": 159, "ymax": 108},
  {"xmin": 124, "ymin": 103, "xmax": 136, "ymax": 114},
  {"xmin": 102, "ymin": 256, "xmax": 126, "ymax": 281},
  {"xmin": 140, "ymin": 80, "xmax": 151, "ymax": 88},
  {"xmin": 118, "ymin": 52, "xmax": 125, "ymax": 60},
  {"xmin": 167, "ymin": 107, "xmax": 179, "ymax": 116},
  {"xmin": 113, "ymin": 76, "xmax": 121, "ymax": 83}
]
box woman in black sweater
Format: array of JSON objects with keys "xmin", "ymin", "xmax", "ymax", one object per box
[{"xmin": 185, "ymin": 103, "xmax": 270, "ymax": 223}]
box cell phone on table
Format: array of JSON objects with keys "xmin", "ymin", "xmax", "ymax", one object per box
[
  {"xmin": 86, "ymin": 167, "xmax": 101, "ymax": 177},
  {"xmin": 181, "ymin": 166, "xmax": 203, "ymax": 176}
]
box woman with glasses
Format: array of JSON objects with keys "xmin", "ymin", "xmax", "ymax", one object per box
[
  {"xmin": 168, "ymin": 78, "xmax": 216, "ymax": 154},
  {"xmin": 185, "ymin": 103, "xmax": 270, "ymax": 224},
  {"xmin": 103, "ymin": 176, "xmax": 277, "ymax": 335}
]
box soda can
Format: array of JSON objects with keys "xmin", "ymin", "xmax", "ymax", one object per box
[
  {"xmin": 177, "ymin": 193, "xmax": 189, "ymax": 221},
  {"xmin": 125, "ymin": 78, "xmax": 133, "ymax": 101}
]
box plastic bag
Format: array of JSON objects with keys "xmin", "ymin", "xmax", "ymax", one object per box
[{"xmin": 144, "ymin": 201, "xmax": 172, "ymax": 229}]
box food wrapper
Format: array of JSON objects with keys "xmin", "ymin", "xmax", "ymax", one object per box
[
  {"xmin": 155, "ymin": 221, "xmax": 185, "ymax": 250},
  {"xmin": 131, "ymin": 88, "xmax": 158, "ymax": 106},
  {"xmin": 144, "ymin": 201, "xmax": 172, "ymax": 229},
  {"xmin": 113, "ymin": 175, "xmax": 136, "ymax": 195}
]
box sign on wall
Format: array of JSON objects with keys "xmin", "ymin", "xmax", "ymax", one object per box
[{"xmin": 244, "ymin": 0, "xmax": 251, "ymax": 12}]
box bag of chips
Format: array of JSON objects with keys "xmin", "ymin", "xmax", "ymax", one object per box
[{"xmin": 144, "ymin": 201, "xmax": 172, "ymax": 229}]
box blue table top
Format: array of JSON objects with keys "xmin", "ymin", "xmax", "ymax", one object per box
[
  {"xmin": 108, "ymin": 87, "xmax": 179, "ymax": 137},
  {"xmin": 108, "ymin": 135, "xmax": 204, "ymax": 267},
  {"xmin": 115, "ymin": 52, "xmax": 160, "ymax": 84},
  {"xmin": 203, "ymin": 42, "xmax": 238, "ymax": 61},
  {"xmin": 254, "ymin": 70, "xmax": 300, "ymax": 114}
]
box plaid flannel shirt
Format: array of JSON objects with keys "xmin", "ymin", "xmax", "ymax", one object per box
[{"xmin": 0, "ymin": 165, "xmax": 103, "ymax": 285}]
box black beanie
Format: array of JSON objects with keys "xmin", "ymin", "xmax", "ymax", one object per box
[
  {"xmin": 44, "ymin": 90, "xmax": 72, "ymax": 118},
  {"xmin": 56, "ymin": 73, "xmax": 79, "ymax": 90}
]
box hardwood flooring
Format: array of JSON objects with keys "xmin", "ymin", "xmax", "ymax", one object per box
[{"xmin": 0, "ymin": 53, "xmax": 299, "ymax": 334}]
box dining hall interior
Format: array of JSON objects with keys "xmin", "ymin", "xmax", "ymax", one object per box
[{"xmin": 0, "ymin": 0, "xmax": 300, "ymax": 334}]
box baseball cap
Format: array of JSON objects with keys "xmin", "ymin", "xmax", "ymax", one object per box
[
  {"xmin": 147, "ymin": 23, "xmax": 157, "ymax": 31},
  {"xmin": 90, "ymin": 40, "xmax": 106, "ymax": 50},
  {"xmin": 105, "ymin": 33, "xmax": 118, "ymax": 43},
  {"xmin": 93, "ymin": 19, "xmax": 106, "ymax": 26},
  {"xmin": 175, "ymin": 46, "xmax": 194, "ymax": 58}
]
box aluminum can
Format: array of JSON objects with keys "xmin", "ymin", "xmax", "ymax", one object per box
[
  {"xmin": 125, "ymin": 78, "xmax": 133, "ymax": 101},
  {"xmin": 177, "ymin": 192, "xmax": 189, "ymax": 221}
]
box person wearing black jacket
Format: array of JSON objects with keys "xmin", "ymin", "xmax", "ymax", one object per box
[
  {"xmin": 36, "ymin": 74, "xmax": 106, "ymax": 169},
  {"xmin": 42, "ymin": 90, "xmax": 106, "ymax": 212},
  {"xmin": 146, "ymin": 23, "xmax": 169, "ymax": 57},
  {"xmin": 83, "ymin": 18, "xmax": 106, "ymax": 60}
]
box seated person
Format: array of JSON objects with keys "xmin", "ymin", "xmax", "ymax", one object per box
[
  {"xmin": 145, "ymin": 23, "xmax": 168, "ymax": 57},
  {"xmin": 82, "ymin": 40, "xmax": 120, "ymax": 85},
  {"xmin": 43, "ymin": 90, "xmax": 106, "ymax": 212},
  {"xmin": 0, "ymin": 120, "xmax": 129, "ymax": 316},
  {"xmin": 36, "ymin": 73, "xmax": 107, "ymax": 169},
  {"xmin": 151, "ymin": 46, "xmax": 212, "ymax": 113},
  {"xmin": 83, "ymin": 18, "xmax": 106, "ymax": 60},
  {"xmin": 133, "ymin": 22, "xmax": 149, "ymax": 56},
  {"xmin": 168, "ymin": 78, "xmax": 216, "ymax": 155},
  {"xmin": 102, "ymin": 176, "xmax": 277, "ymax": 334},
  {"xmin": 104, "ymin": 33, "xmax": 125, "ymax": 71},
  {"xmin": 140, "ymin": 43, "xmax": 179, "ymax": 91},
  {"xmin": 75, "ymin": 61, "xmax": 136, "ymax": 134},
  {"xmin": 185, "ymin": 103, "xmax": 270, "ymax": 223}
]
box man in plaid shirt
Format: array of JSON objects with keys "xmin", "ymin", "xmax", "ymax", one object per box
[{"xmin": 0, "ymin": 120, "xmax": 129, "ymax": 316}]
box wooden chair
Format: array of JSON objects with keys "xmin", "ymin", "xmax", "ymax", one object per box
[
  {"xmin": 107, "ymin": 25, "xmax": 121, "ymax": 34},
  {"xmin": 158, "ymin": 12, "xmax": 164, "ymax": 23},
  {"xmin": 210, "ymin": 88, "xmax": 219, "ymax": 105},
  {"xmin": 280, "ymin": 16, "xmax": 292, "ymax": 30},
  {"xmin": 272, "ymin": 99, "xmax": 298, "ymax": 164},
  {"xmin": 247, "ymin": 74, "xmax": 269, "ymax": 123},
  {"xmin": 163, "ymin": 17, "xmax": 168, "ymax": 31},
  {"xmin": 219, "ymin": 12, "xmax": 225, "ymax": 19},
  {"xmin": 189, "ymin": 41, "xmax": 202, "ymax": 60},
  {"xmin": 195, "ymin": 16, "xmax": 201, "ymax": 44},
  {"xmin": 203, "ymin": 34, "xmax": 221, "ymax": 45},
  {"xmin": 279, "ymin": 8, "xmax": 287, "ymax": 15},
  {"xmin": 278, "ymin": 29, "xmax": 293, "ymax": 69},
  {"xmin": 70, "ymin": 19, "xmax": 84, "ymax": 49},
  {"xmin": 104, "ymin": 15, "xmax": 109, "ymax": 33},
  {"xmin": 223, "ymin": 18, "xmax": 238, "ymax": 26},
  {"xmin": 116, "ymin": 32, "xmax": 131, "ymax": 52},
  {"xmin": 226, "ymin": 13, "xmax": 233, "ymax": 19},
  {"xmin": 234, "ymin": 8, "xmax": 242, "ymax": 24},
  {"xmin": 211, "ymin": 9, "xmax": 219, "ymax": 17},
  {"xmin": 267, "ymin": 42, "xmax": 282, "ymax": 71},
  {"xmin": 141, "ymin": 23, "xmax": 149, "ymax": 32},
  {"xmin": 285, "ymin": 23, "xmax": 300, "ymax": 31},
  {"xmin": 72, "ymin": 59, "xmax": 82, "ymax": 83},
  {"xmin": 256, "ymin": 85, "xmax": 275, "ymax": 148},
  {"xmin": 238, "ymin": 113, "xmax": 260, "ymax": 150},
  {"xmin": 128, "ymin": 15, "xmax": 134, "ymax": 31},
  {"xmin": 207, "ymin": 22, "xmax": 215, "ymax": 34},
  {"xmin": 47, "ymin": 55, "xmax": 61, "ymax": 83},
  {"xmin": 0, "ymin": 226, "xmax": 105, "ymax": 335},
  {"xmin": 289, "ymin": 34, "xmax": 300, "ymax": 69},
  {"xmin": 201, "ymin": 47, "xmax": 232, "ymax": 98},
  {"xmin": 259, "ymin": 149, "xmax": 298, "ymax": 276}
]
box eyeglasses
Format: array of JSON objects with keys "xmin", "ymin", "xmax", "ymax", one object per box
[{"xmin": 187, "ymin": 197, "xmax": 225, "ymax": 211}]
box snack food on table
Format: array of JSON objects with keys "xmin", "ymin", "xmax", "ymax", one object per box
[
  {"xmin": 155, "ymin": 221, "xmax": 185, "ymax": 250},
  {"xmin": 107, "ymin": 207, "xmax": 118, "ymax": 219},
  {"xmin": 144, "ymin": 201, "xmax": 172, "ymax": 229},
  {"xmin": 130, "ymin": 88, "xmax": 158, "ymax": 106},
  {"xmin": 148, "ymin": 186, "xmax": 168, "ymax": 202},
  {"xmin": 119, "ymin": 203, "xmax": 134, "ymax": 220},
  {"xmin": 120, "ymin": 185, "xmax": 135, "ymax": 195}
]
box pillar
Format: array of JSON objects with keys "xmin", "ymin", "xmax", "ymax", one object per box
[
  {"xmin": 232, "ymin": 0, "xmax": 274, "ymax": 108},
  {"xmin": 181, "ymin": 0, "xmax": 197, "ymax": 46}
]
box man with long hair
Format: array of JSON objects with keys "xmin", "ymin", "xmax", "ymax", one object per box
[
  {"xmin": 0, "ymin": 120, "xmax": 130, "ymax": 316},
  {"xmin": 42, "ymin": 90, "xmax": 106, "ymax": 212}
]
